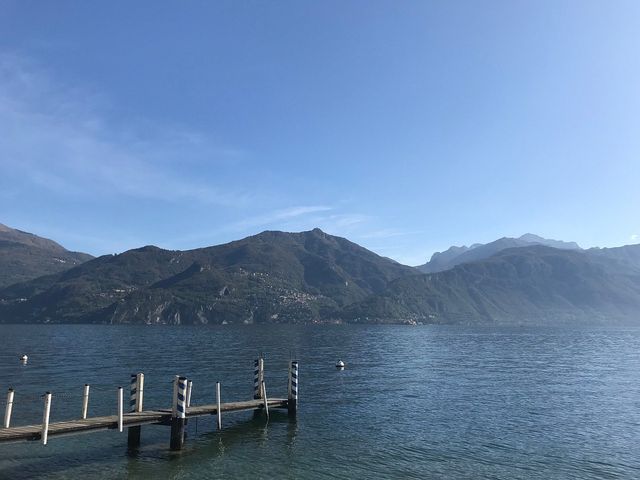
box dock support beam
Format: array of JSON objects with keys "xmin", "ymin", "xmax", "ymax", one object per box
[
  {"xmin": 170, "ymin": 376, "xmax": 187, "ymax": 451},
  {"xmin": 288, "ymin": 360, "xmax": 298, "ymax": 416},
  {"xmin": 254, "ymin": 357, "xmax": 264, "ymax": 399},
  {"xmin": 128, "ymin": 373, "xmax": 144, "ymax": 450},
  {"xmin": 4, "ymin": 388, "xmax": 14, "ymax": 428}
]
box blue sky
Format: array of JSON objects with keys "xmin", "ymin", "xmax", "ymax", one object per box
[{"xmin": 1, "ymin": 1, "xmax": 639, "ymax": 265}]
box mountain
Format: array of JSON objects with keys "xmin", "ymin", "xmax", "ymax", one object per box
[
  {"xmin": 0, "ymin": 223, "xmax": 93, "ymax": 289},
  {"xmin": 345, "ymin": 245, "xmax": 640, "ymax": 325},
  {"xmin": 1, "ymin": 226, "xmax": 639, "ymax": 326},
  {"xmin": 0, "ymin": 228, "xmax": 416, "ymax": 324},
  {"xmin": 587, "ymin": 244, "xmax": 640, "ymax": 271},
  {"xmin": 417, "ymin": 234, "xmax": 581, "ymax": 273}
]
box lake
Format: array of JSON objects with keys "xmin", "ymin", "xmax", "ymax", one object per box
[{"xmin": 1, "ymin": 324, "xmax": 640, "ymax": 479}]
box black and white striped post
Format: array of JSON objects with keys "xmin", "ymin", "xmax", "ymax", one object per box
[
  {"xmin": 4, "ymin": 388, "xmax": 14, "ymax": 428},
  {"xmin": 41, "ymin": 392, "xmax": 52, "ymax": 445},
  {"xmin": 81, "ymin": 384, "xmax": 90, "ymax": 419},
  {"xmin": 288, "ymin": 360, "xmax": 298, "ymax": 416},
  {"xmin": 170, "ymin": 376, "xmax": 188, "ymax": 451},
  {"xmin": 128, "ymin": 373, "xmax": 144, "ymax": 450},
  {"xmin": 253, "ymin": 357, "xmax": 264, "ymax": 399}
]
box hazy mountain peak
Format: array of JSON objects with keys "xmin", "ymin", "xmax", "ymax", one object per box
[
  {"xmin": 519, "ymin": 233, "xmax": 581, "ymax": 250},
  {"xmin": 418, "ymin": 233, "xmax": 581, "ymax": 273},
  {"xmin": 519, "ymin": 233, "xmax": 545, "ymax": 242}
]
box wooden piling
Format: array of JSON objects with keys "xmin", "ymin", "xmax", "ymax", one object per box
[
  {"xmin": 288, "ymin": 360, "xmax": 298, "ymax": 416},
  {"xmin": 41, "ymin": 392, "xmax": 51, "ymax": 445},
  {"xmin": 170, "ymin": 376, "xmax": 187, "ymax": 450},
  {"xmin": 81, "ymin": 384, "xmax": 90, "ymax": 420},
  {"xmin": 128, "ymin": 373, "xmax": 144, "ymax": 450},
  {"xmin": 4, "ymin": 388, "xmax": 14, "ymax": 428},
  {"xmin": 216, "ymin": 382, "xmax": 222, "ymax": 430}
]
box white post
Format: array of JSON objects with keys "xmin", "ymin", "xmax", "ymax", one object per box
[
  {"xmin": 117, "ymin": 387, "xmax": 124, "ymax": 432},
  {"xmin": 186, "ymin": 380, "xmax": 193, "ymax": 409},
  {"xmin": 135, "ymin": 373, "xmax": 144, "ymax": 412},
  {"xmin": 216, "ymin": 382, "xmax": 222, "ymax": 430},
  {"xmin": 81, "ymin": 384, "xmax": 90, "ymax": 419},
  {"xmin": 261, "ymin": 381, "xmax": 269, "ymax": 420},
  {"xmin": 4, "ymin": 388, "xmax": 14, "ymax": 428},
  {"xmin": 42, "ymin": 392, "xmax": 52, "ymax": 445}
]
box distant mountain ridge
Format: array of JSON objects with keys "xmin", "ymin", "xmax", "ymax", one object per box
[
  {"xmin": 0, "ymin": 223, "xmax": 93, "ymax": 288},
  {"xmin": 347, "ymin": 245, "xmax": 640, "ymax": 325},
  {"xmin": 417, "ymin": 234, "xmax": 581, "ymax": 273},
  {"xmin": 0, "ymin": 228, "xmax": 415, "ymax": 324},
  {"xmin": 1, "ymin": 226, "xmax": 639, "ymax": 326}
]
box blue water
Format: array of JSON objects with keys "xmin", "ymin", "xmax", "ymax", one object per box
[{"xmin": 1, "ymin": 325, "xmax": 640, "ymax": 479}]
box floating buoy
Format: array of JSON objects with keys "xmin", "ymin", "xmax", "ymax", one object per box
[{"xmin": 336, "ymin": 360, "xmax": 345, "ymax": 369}]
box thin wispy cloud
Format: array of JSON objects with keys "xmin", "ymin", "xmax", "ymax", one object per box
[
  {"xmin": 631, "ymin": 234, "xmax": 639, "ymax": 242},
  {"xmin": 230, "ymin": 205, "xmax": 334, "ymax": 232},
  {"xmin": 270, "ymin": 213, "xmax": 372, "ymax": 237},
  {"xmin": 161, "ymin": 205, "xmax": 338, "ymax": 248},
  {"xmin": 0, "ymin": 53, "xmax": 252, "ymax": 207}
]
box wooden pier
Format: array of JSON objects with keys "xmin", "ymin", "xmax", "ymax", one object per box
[{"xmin": 0, "ymin": 356, "xmax": 298, "ymax": 451}]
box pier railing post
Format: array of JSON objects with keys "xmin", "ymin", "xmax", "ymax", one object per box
[
  {"xmin": 261, "ymin": 381, "xmax": 269, "ymax": 420},
  {"xmin": 41, "ymin": 392, "xmax": 52, "ymax": 445},
  {"xmin": 170, "ymin": 376, "xmax": 187, "ymax": 450},
  {"xmin": 81, "ymin": 384, "xmax": 90, "ymax": 420},
  {"xmin": 254, "ymin": 357, "xmax": 264, "ymax": 399},
  {"xmin": 136, "ymin": 373, "xmax": 144, "ymax": 412},
  {"xmin": 117, "ymin": 387, "xmax": 124, "ymax": 432},
  {"xmin": 128, "ymin": 373, "xmax": 144, "ymax": 450},
  {"xmin": 216, "ymin": 382, "xmax": 222, "ymax": 430},
  {"xmin": 186, "ymin": 380, "xmax": 193, "ymax": 408},
  {"xmin": 4, "ymin": 388, "xmax": 14, "ymax": 428},
  {"xmin": 288, "ymin": 360, "xmax": 298, "ymax": 416}
]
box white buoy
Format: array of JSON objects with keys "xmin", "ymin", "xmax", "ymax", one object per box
[{"xmin": 336, "ymin": 360, "xmax": 345, "ymax": 369}]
